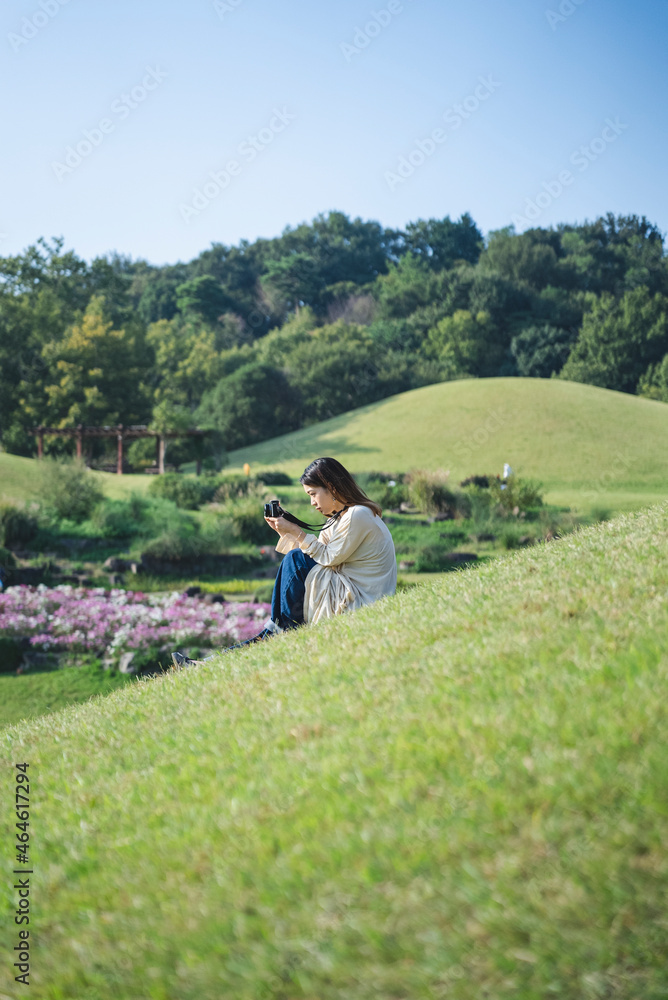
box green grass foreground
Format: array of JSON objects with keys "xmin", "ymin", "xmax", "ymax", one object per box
[
  {"xmin": 227, "ymin": 378, "xmax": 668, "ymax": 511},
  {"xmin": 0, "ymin": 663, "xmax": 133, "ymax": 730},
  {"xmin": 3, "ymin": 504, "xmax": 668, "ymax": 999}
]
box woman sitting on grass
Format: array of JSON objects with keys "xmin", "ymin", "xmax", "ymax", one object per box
[{"xmin": 172, "ymin": 457, "xmax": 397, "ymax": 667}]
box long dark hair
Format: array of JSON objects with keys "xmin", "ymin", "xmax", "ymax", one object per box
[{"xmin": 300, "ymin": 457, "xmax": 382, "ymax": 517}]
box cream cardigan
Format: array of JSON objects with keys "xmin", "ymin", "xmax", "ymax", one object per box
[{"xmin": 274, "ymin": 504, "xmax": 397, "ymax": 625}]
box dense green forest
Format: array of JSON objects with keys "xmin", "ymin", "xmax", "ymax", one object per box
[{"xmin": 1, "ymin": 210, "xmax": 667, "ymax": 467}]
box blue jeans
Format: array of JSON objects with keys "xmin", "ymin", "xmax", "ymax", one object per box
[{"xmin": 271, "ymin": 549, "xmax": 317, "ymax": 630}]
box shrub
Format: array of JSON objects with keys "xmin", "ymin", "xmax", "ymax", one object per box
[
  {"xmin": 213, "ymin": 474, "xmax": 256, "ymax": 503},
  {"xmin": 89, "ymin": 494, "xmax": 196, "ymax": 541},
  {"xmin": 141, "ymin": 499, "xmax": 201, "ymax": 543},
  {"xmin": 0, "ymin": 637, "xmax": 23, "ymax": 673},
  {"xmin": 406, "ymin": 469, "xmax": 458, "ymax": 517},
  {"xmin": 515, "ymin": 478, "xmax": 544, "ymax": 510},
  {"xmin": 148, "ymin": 474, "xmax": 209, "ymax": 510},
  {"xmin": 500, "ymin": 526, "xmax": 523, "ymax": 550},
  {"xmin": 0, "ymin": 546, "xmax": 17, "ymax": 571},
  {"xmin": 257, "ymin": 471, "xmax": 292, "ymax": 486},
  {"xmin": 227, "ymin": 498, "xmax": 276, "ymax": 545},
  {"xmin": 196, "ymin": 476, "xmax": 228, "ymax": 505},
  {"xmin": 140, "ymin": 516, "xmax": 236, "ymax": 562},
  {"xmin": 141, "ymin": 529, "xmax": 205, "ymax": 562},
  {"xmin": 462, "ymin": 486, "xmax": 502, "ymax": 540},
  {"xmin": 460, "ymin": 479, "xmax": 492, "ymax": 507},
  {"xmin": 37, "ymin": 459, "xmax": 104, "ymax": 522},
  {"xmin": 489, "ymin": 473, "xmax": 544, "ymax": 513},
  {"xmin": 376, "ymin": 481, "xmax": 409, "ymax": 510},
  {"xmin": 460, "ymin": 473, "xmax": 543, "ymax": 520},
  {"xmin": 201, "ymin": 519, "xmax": 237, "ymax": 554},
  {"xmin": 356, "ymin": 471, "xmax": 403, "ymax": 487},
  {"xmin": 356, "ymin": 473, "xmax": 409, "ymax": 510},
  {"xmin": 414, "ymin": 542, "xmax": 455, "ymax": 572},
  {"xmin": 460, "ymin": 475, "xmax": 491, "ymax": 489},
  {"xmin": 0, "ymin": 506, "xmax": 39, "ymax": 548},
  {"xmin": 90, "ymin": 497, "xmax": 145, "ymax": 538}
]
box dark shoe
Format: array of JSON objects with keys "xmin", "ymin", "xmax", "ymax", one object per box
[
  {"xmin": 173, "ymin": 627, "xmax": 277, "ymax": 666},
  {"xmin": 171, "ymin": 651, "xmax": 198, "ymax": 669}
]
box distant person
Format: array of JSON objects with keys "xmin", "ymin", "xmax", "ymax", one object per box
[{"xmin": 172, "ymin": 457, "xmax": 397, "ymax": 667}]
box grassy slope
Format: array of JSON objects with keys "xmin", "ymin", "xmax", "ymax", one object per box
[
  {"xmin": 3, "ymin": 503, "xmax": 667, "ymax": 999},
  {"xmin": 0, "ymin": 664, "xmax": 132, "ymax": 729},
  {"xmin": 0, "ymin": 452, "xmax": 152, "ymax": 505},
  {"xmin": 227, "ymin": 378, "xmax": 668, "ymax": 510}
]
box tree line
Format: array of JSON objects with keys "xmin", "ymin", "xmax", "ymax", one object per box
[{"xmin": 1, "ymin": 209, "xmax": 667, "ymax": 466}]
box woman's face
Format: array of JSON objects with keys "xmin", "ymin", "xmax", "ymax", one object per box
[{"xmin": 302, "ymin": 483, "xmax": 344, "ymax": 516}]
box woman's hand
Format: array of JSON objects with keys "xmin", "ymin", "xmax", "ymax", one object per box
[{"xmin": 264, "ymin": 515, "xmax": 302, "ymax": 540}]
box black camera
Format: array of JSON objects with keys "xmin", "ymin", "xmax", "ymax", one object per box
[
  {"xmin": 262, "ymin": 498, "xmax": 339, "ymax": 533},
  {"xmin": 263, "ymin": 499, "xmax": 283, "ymax": 518}
]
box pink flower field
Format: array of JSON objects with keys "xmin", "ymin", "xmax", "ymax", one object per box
[{"xmin": 0, "ymin": 585, "xmax": 271, "ymax": 659}]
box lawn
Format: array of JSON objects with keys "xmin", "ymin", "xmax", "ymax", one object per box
[{"xmin": 3, "ymin": 501, "xmax": 667, "ymax": 999}]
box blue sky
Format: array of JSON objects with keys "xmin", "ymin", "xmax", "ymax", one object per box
[{"xmin": 2, "ymin": 0, "xmax": 666, "ymax": 265}]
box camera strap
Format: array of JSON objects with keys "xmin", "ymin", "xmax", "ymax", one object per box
[{"xmin": 283, "ymin": 505, "xmax": 349, "ymax": 533}]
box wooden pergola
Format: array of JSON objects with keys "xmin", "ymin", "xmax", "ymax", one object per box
[{"xmin": 32, "ymin": 424, "xmax": 211, "ymax": 475}]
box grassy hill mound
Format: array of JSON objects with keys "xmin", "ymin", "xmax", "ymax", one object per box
[
  {"xmin": 228, "ymin": 377, "xmax": 668, "ymax": 510},
  {"xmin": 4, "ymin": 502, "xmax": 667, "ymax": 999}
]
